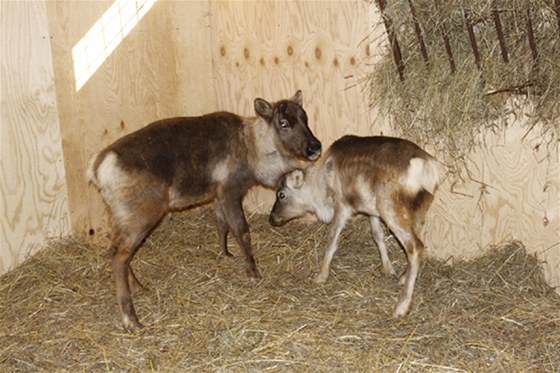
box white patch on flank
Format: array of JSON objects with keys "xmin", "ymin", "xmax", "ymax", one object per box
[
  {"xmin": 92, "ymin": 152, "xmax": 133, "ymax": 223},
  {"xmin": 402, "ymin": 158, "xmax": 425, "ymax": 194},
  {"xmin": 95, "ymin": 152, "xmax": 121, "ymax": 191},
  {"xmin": 212, "ymin": 157, "xmax": 232, "ymax": 183},
  {"xmin": 422, "ymin": 159, "xmax": 441, "ymax": 194},
  {"xmin": 402, "ymin": 157, "xmax": 441, "ymax": 195}
]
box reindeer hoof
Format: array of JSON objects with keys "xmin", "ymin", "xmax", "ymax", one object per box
[
  {"xmin": 223, "ymin": 250, "xmax": 234, "ymax": 257},
  {"xmin": 382, "ymin": 267, "xmax": 397, "ymax": 278},
  {"xmin": 314, "ymin": 274, "xmax": 328, "ymax": 284},
  {"xmin": 246, "ymin": 268, "xmax": 261, "ymax": 283},
  {"xmin": 392, "ymin": 301, "xmax": 410, "ymax": 318},
  {"xmin": 122, "ymin": 316, "xmax": 144, "ymax": 333}
]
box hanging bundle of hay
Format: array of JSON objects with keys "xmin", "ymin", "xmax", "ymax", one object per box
[{"xmin": 370, "ymin": 0, "xmax": 560, "ymax": 175}]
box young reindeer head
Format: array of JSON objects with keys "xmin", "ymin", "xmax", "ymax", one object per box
[
  {"xmin": 269, "ymin": 169, "xmax": 308, "ymax": 226},
  {"xmin": 269, "ymin": 168, "xmax": 333, "ymax": 226},
  {"xmin": 254, "ymin": 91, "xmax": 322, "ymax": 162}
]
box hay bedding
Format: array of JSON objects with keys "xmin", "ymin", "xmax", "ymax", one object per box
[{"xmin": 1, "ymin": 207, "xmax": 559, "ymax": 372}]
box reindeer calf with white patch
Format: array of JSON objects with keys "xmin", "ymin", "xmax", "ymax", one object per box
[
  {"xmin": 88, "ymin": 91, "xmax": 321, "ymax": 331},
  {"xmin": 269, "ymin": 135, "xmax": 440, "ymax": 317}
]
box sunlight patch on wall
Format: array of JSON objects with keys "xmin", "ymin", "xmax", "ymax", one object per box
[{"xmin": 72, "ymin": 0, "xmax": 157, "ymax": 91}]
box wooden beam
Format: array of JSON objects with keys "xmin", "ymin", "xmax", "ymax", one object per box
[
  {"xmin": 492, "ymin": 4, "xmax": 509, "ymax": 63},
  {"xmin": 408, "ymin": 0, "xmax": 429, "ymax": 68},
  {"xmin": 434, "ymin": 0, "xmax": 456, "ymax": 73},
  {"xmin": 555, "ymin": 0, "xmax": 560, "ymax": 38},
  {"xmin": 464, "ymin": 9, "xmax": 481, "ymax": 70},
  {"xmin": 376, "ymin": 0, "xmax": 405, "ymax": 81},
  {"xmin": 525, "ymin": 7, "xmax": 538, "ymax": 64}
]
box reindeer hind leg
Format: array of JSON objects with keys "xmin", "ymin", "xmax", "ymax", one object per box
[
  {"xmin": 381, "ymin": 202, "xmax": 425, "ymax": 317},
  {"xmin": 110, "ymin": 202, "xmax": 166, "ymax": 332},
  {"xmin": 387, "ymin": 224, "xmax": 424, "ymax": 317}
]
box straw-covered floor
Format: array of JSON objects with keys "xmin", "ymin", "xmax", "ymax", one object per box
[{"xmin": 1, "ymin": 207, "xmax": 559, "ymax": 372}]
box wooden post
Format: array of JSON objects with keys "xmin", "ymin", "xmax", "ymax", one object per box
[
  {"xmin": 408, "ymin": 0, "xmax": 429, "ymax": 68},
  {"xmin": 492, "ymin": 3, "xmax": 509, "ymax": 63},
  {"xmin": 555, "ymin": 0, "xmax": 560, "ymax": 38},
  {"xmin": 525, "ymin": 7, "xmax": 538, "ymax": 64},
  {"xmin": 464, "ymin": 9, "xmax": 481, "ymax": 70},
  {"xmin": 434, "ymin": 0, "xmax": 456, "ymax": 73},
  {"xmin": 376, "ymin": 0, "xmax": 405, "ymax": 81}
]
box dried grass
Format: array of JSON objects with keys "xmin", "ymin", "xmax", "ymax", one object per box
[
  {"xmin": 370, "ymin": 0, "xmax": 560, "ymax": 177},
  {"xmin": 1, "ymin": 207, "xmax": 559, "ymax": 372}
]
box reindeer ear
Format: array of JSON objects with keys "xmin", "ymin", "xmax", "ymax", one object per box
[
  {"xmin": 324, "ymin": 157, "xmax": 335, "ymax": 182},
  {"xmin": 325, "ymin": 157, "xmax": 334, "ymax": 174},
  {"xmin": 254, "ymin": 98, "xmax": 273, "ymax": 120},
  {"xmin": 290, "ymin": 90, "xmax": 303, "ymax": 106},
  {"xmin": 286, "ymin": 169, "xmax": 305, "ymax": 189}
]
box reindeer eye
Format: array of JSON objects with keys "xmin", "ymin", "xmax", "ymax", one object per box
[
  {"xmin": 277, "ymin": 191, "xmax": 286, "ymax": 200},
  {"xmin": 279, "ymin": 119, "xmax": 290, "ymax": 129}
]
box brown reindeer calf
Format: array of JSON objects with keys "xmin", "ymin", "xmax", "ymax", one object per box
[
  {"xmin": 88, "ymin": 91, "xmax": 321, "ymax": 331},
  {"xmin": 269, "ymin": 135, "xmax": 440, "ymax": 317}
]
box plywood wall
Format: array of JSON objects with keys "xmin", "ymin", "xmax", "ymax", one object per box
[
  {"xmin": 210, "ymin": 0, "xmax": 379, "ymax": 212},
  {"xmin": 2, "ymin": 1, "xmax": 558, "ymax": 292},
  {"xmin": 45, "ymin": 0, "xmax": 216, "ymax": 243},
  {"xmin": 0, "ymin": 1, "xmax": 71, "ymax": 274},
  {"xmin": 425, "ymin": 123, "xmax": 560, "ymax": 288}
]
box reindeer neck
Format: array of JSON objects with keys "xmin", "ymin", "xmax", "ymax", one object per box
[
  {"xmin": 305, "ymin": 162, "xmax": 335, "ymax": 223},
  {"xmin": 242, "ymin": 116, "xmax": 293, "ymax": 187}
]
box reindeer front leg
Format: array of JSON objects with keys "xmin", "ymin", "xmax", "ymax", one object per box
[
  {"xmin": 214, "ymin": 203, "xmax": 233, "ymax": 257},
  {"xmin": 370, "ymin": 216, "xmax": 397, "ymax": 277},
  {"xmin": 217, "ymin": 188, "xmax": 261, "ymax": 281},
  {"xmin": 314, "ymin": 205, "xmax": 353, "ymax": 284}
]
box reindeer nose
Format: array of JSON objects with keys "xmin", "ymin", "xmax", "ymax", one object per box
[
  {"xmin": 269, "ymin": 214, "xmax": 281, "ymax": 226},
  {"xmin": 306, "ymin": 140, "xmax": 322, "ymax": 158}
]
